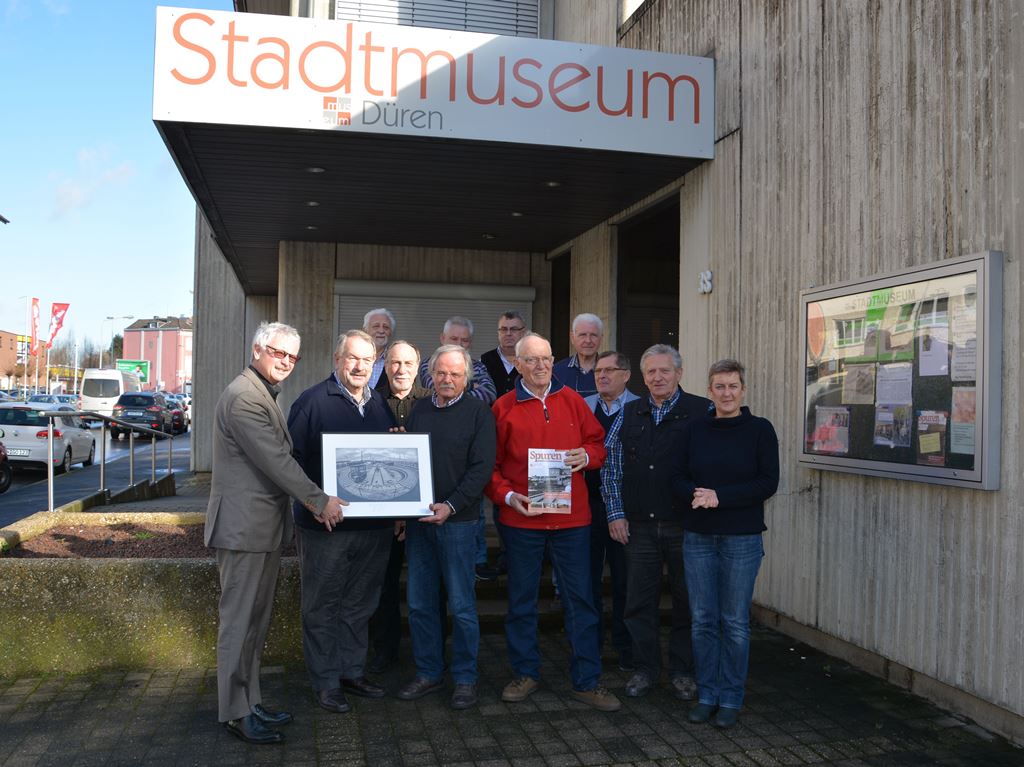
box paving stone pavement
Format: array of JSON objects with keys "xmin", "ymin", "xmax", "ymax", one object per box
[{"xmin": 1, "ymin": 626, "xmax": 1021, "ymax": 766}]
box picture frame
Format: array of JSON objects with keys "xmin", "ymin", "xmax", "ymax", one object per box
[{"xmin": 320, "ymin": 432, "xmax": 433, "ymax": 517}]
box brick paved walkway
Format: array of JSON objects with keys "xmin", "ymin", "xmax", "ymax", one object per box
[{"xmin": 1, "ymin": 626, "xmax": 1020, "ymax": 766}]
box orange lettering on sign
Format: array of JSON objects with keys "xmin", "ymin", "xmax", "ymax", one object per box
[
  {"xmin": 466, "ymin": 53, "xmax": 505, "ymax": 105},
  {"xmin": 252, "ymin": 37, "xmax": 289, "ymax": 89},
  {"xmin": 596, "ymin": 65, "xmax": 633, "ymax": 117},
  {"xmin": 642, "ymin": 71, "xmax": 700, "ymax": 123},
  {"xmin": 511, "ymin": 58, "xmax": 543, "ymax": 108},
  {"xmin": 171, "ymin": 12, "xmax": 216, "ymax": 85},
  {"xmin": 223, "ymin": 21, "xmax": 249, "ymax": 87},
  {"xmin": 391, "ymin": 48, "xmax": 457, "ymax": 101},
  {"xmin": 359, "ymin": 30, "xmax": 385, "ymax": 96},
  {"xmin": 298, "ymin": 23, "xmax": 352, "ymax": 94},
  {"xmin": 548, "ymin": 63, "xmax": 591, "ymax": 113}
]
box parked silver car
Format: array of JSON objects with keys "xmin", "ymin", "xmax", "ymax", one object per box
[{"xmin": 0, "ymin": 403, "xmax": 96, "ymax": 473}]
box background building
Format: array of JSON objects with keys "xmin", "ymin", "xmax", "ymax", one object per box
[
  {"xmin": 161, "ymin": 0, "xmax": 1023, "ymax": 742},
  {"xmin": 122, "ymin": 316, "xmax": 193, "ymax": 394}
]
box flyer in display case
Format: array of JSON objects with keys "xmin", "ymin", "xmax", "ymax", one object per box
[{"xmin": 799, "ymin": 252, "xmax": 1002, "ymax": 489}]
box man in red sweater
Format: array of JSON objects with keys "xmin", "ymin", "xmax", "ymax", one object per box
[{"xmin": 486, "ymin": 332, "xmax": 621, "ymax": 712}]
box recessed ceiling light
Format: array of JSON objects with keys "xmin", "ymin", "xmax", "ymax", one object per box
[
  {"xmin": 545, "ymin": 180, "xmax": 560, "ymax": 188},
  {"xmin": 306, "ymin": 201, "xmax": 320, "ymax": 207},
  {"xmin": 306, "ymin": 225, "xmax": 318, "ymax": 230},
  {"xmin": 511, "ymin": 211, "xmax": 523, "ymax": 217},
  {"xmin": 482, "ymin": 233, "xmax": 496, "ymax": 240},
  {"xmin": 306, "ymin": 167, "xmax": 326, "ymax": 173}
]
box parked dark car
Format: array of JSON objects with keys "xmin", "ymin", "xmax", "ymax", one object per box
[
  {"xmin": 111, "ymin": 392, "xmax": 173, "ymax": 438},
  {"xmin": 0, "ymin": 440, "xmax": 12, "ymax": 494},
  {"xmin": 167, "ymin": 400, "xmax": 187, "ymax": 435}
]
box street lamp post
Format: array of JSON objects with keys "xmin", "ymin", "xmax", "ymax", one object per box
[{"xmin": 100, "ymin": 315, "xmax": 133, "ymax": 369}]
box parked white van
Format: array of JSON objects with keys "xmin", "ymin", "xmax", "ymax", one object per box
[{"xmin": 80, "ymin": 369, "xmax": 142, "ymax": 418}]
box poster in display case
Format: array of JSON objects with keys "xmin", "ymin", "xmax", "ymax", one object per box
[{"xmin": 799, "ymin": 252, "xmax": 1002, "ymax": 489}]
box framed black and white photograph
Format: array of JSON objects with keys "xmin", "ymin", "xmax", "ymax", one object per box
[{"xmin": 320, "ymin": 433, "xmax": 433, "ymax": 517}]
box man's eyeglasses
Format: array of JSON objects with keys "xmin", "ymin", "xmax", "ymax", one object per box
[
  {"xmin": 595, "ymin": 367, "xmax": 626, "ymax": 376},
  {"xmin": 264, "ymin": 345, "xmax": 301, "ymax": 364},
  {"xmin": 498, "ymin": 326, "xmax": 526, "ymax": 334},
  {"xmin": 519, "ymin": 355, "xmax": 553, "ymax": 366}
]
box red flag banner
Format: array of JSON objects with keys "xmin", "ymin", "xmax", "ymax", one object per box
[
  {"xmin": 47, "ymin": 302, "xmax": 70, "ymax": 350},
  {"xmin": 29, "ymin": 298, "xmax": 40, "ymax": 355}
]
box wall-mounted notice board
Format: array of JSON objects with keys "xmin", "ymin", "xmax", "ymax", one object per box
[{"xmin": 799, "ymin": 252, "xmax": 1003, "ymax": 489}]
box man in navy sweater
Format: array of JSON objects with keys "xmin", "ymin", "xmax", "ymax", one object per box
[
  {"xmin": 396, "ymin": 344, "xmax": 496, "ymax": 710},
  {"xmin": 288, "ymin": 329, "xmax": 397, "ymax": 715}
]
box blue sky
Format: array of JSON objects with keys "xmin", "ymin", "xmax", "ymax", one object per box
[{"xmin": 0, "ymin": 0, "xmax": 231, "ymax": 349}]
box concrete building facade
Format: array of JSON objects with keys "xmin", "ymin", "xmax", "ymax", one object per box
[{"xmin": 166, "ymin": 0, "xmax": 1023, "ymax": 743}]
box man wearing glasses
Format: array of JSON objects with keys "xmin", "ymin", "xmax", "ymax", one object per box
[
  {"xmin": 583, "ymin": 351, "xmax": 639, "ymax": 673},
  {"xmin": 205, "ymin": 322, "xmax": 346, "ymax": 745},
  {"xmin": 287, "ymin": 330, "xmax": 398, "ymax": 715},
  {"xmin": 486, "ymin": 332, "xmax": 621, "ymax": 712},
  {"xmin": 481, "ymin": 310, "xmax": 527, "ymax": 398},
  {"xmin": 477, "ymin": 311, "xmax": 528, "ymax": 579}
]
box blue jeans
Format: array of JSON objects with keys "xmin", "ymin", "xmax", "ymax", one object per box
[
  {"xmin": 405, "ymin": 520, "xmax": 479, "ymax": 684},
  {"xmin": 501, "ymin": 523, "xmax": 601, "ymax": 691},
  {"xmin": 683, "ymin": 531, "xmax": 764, "ymax": 710}
]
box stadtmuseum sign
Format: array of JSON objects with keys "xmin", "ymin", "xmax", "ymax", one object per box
[{"xmin": 153, "ymin": 7, "xmax": 714, "ymax": 159}]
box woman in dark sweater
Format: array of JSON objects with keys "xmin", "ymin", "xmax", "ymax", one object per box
[{"xmin": 672, "ymin": 359, "xmax": 779, "ymax": 729}]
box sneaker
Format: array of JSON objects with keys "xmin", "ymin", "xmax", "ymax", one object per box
[
  {"xmin": 571, "ymin": 685, "xmax": 621, "ymax": 712},
  {"xmin": 712, "ymin": 706, "xmax": 740, "ymax": 729},
  {"xmin": 624, "ymin": 672, "xmax": 652, "ymax": 698},
  {"xmin": 670, "ymin": 675, "xmax": 697, "ymax": 701},
  {"xmin": 501, "ymin": 676, "xmax": 539, "ymax": 702},
  {"xmin": 688, "ymin": 702, "xmax": 717, "ymax": 724}
]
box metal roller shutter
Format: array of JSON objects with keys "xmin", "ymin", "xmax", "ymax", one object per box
[
  {"xmin": 333, "ymin": 0, "xmax": 540, "ymax": 37},
  {"xmin": 335, "ymin": 279, "xmax": 535, "ymax": 364}
]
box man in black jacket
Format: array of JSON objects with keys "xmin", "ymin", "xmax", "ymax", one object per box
[
  {"xmin": 288, "ymin": 330, "xmax": 398, "ymax": 714},
  {"xmin": 601, "ymin": 344, "xmax": 710, "ymax": 701},
  {"xmin": 480, "ymin": 310, "xmax": 527, "ymax": 398}
]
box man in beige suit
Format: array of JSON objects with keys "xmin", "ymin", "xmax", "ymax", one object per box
[{"xmin": 205, "ymin": 321, "xmax": 345, "ymax": 745}]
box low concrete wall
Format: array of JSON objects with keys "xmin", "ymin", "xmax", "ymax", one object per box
[
  {"xmin": 0, "ymin": 557, "xmax": 302, "ymax": 676},
  {"xmin": 0, "ymin": 511, "xmax": 302, "ymax": 676}
]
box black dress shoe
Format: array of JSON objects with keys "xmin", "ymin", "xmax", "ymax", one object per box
[
  {"xmin": 450, "ymin": 683, "xmax": 477, "ymax": 710},
  {"xmin": 251, "ymin": 703, "xmax": 292, "ymax": 725},
  {"xmin": 224, "ymin": 713, "xmax": 285, "ymax": 744},
  {"xmin": 316, "ymin": 687, "xmax": 351, "ymax": 713},
  {"xmin": 397, "ymin": 675, "xmax": 445, "ymax": 701},
  {"xmin": 366, "ymin": 651, "xmax": 397, "ymax": 674},
  {"xmin": 341, "ymin": 676, "xmax": 385, "ymax": 699}
]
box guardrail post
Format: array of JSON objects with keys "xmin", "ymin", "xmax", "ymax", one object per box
[
  {"xmin": 47, "ymin": 415, "xmax": 55, "ymax": 513},
  {"xmin": 150, "ymin": 434, "xmax": 157, "ymax": 483},
  {"xmin": 168, "ymin": 434, "xmax": 173, "ymax": 475},
  {"xmin": 99, "ymin": 420, "xmax": 107, "ymax": 493},
  {"xmin": 129, "ymin": 431, "xmax": 135, "ymax": 486}
]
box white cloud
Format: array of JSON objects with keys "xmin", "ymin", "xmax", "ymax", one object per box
[{"xmin": 51, "ymin": 155, "xmax": 137, "ymax": 218}]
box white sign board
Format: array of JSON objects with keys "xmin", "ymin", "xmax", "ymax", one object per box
[{"xmin": 153, "ymin": 7, "xmax": 714, "ymax": 159}]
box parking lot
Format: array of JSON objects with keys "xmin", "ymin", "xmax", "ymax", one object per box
[{"xmin": 0, "ymin": 429, "xmax": 192, "ymax": 528}]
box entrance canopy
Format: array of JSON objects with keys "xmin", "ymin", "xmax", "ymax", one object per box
[{"xmin": 153, "ymin": 6, "xmax": 715, "ymax": 293}]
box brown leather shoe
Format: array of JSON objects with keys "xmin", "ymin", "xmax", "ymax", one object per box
[
  {"xmin": 571, "ymin": 685, "xmax": 622, "ymax": 712},
  {"xmin": 341, "ymin": 676, "xmax": 385, "ymax": 699},
  {"xmin": 501, "ymin": 676, "xmax": 539, "ymax": 702},
  {"xmin": 315, "ymin": 688, "xmax": 351, "ymax": 713},
  {"xmin": 397, "ymin": 676, "xmax": 445, "ymax": 701}
]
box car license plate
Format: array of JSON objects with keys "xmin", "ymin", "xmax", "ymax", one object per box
[
  {"xmin": 126, "ymin": 410, "xmax": 143, "ymax": 417},
  {"xmin": 6, "ymin": 448, "xmax": 30, "ymax": 456}
]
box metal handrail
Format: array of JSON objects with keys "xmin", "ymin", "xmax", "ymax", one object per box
[{"xmin": 35, "ymin": 409, "xmax": 175, "ymax": 512}]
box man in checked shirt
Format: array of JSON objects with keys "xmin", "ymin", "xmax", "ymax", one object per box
[{"xmin": 601, "ymin": 344, "xmax": 711, "ymax": 702}]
